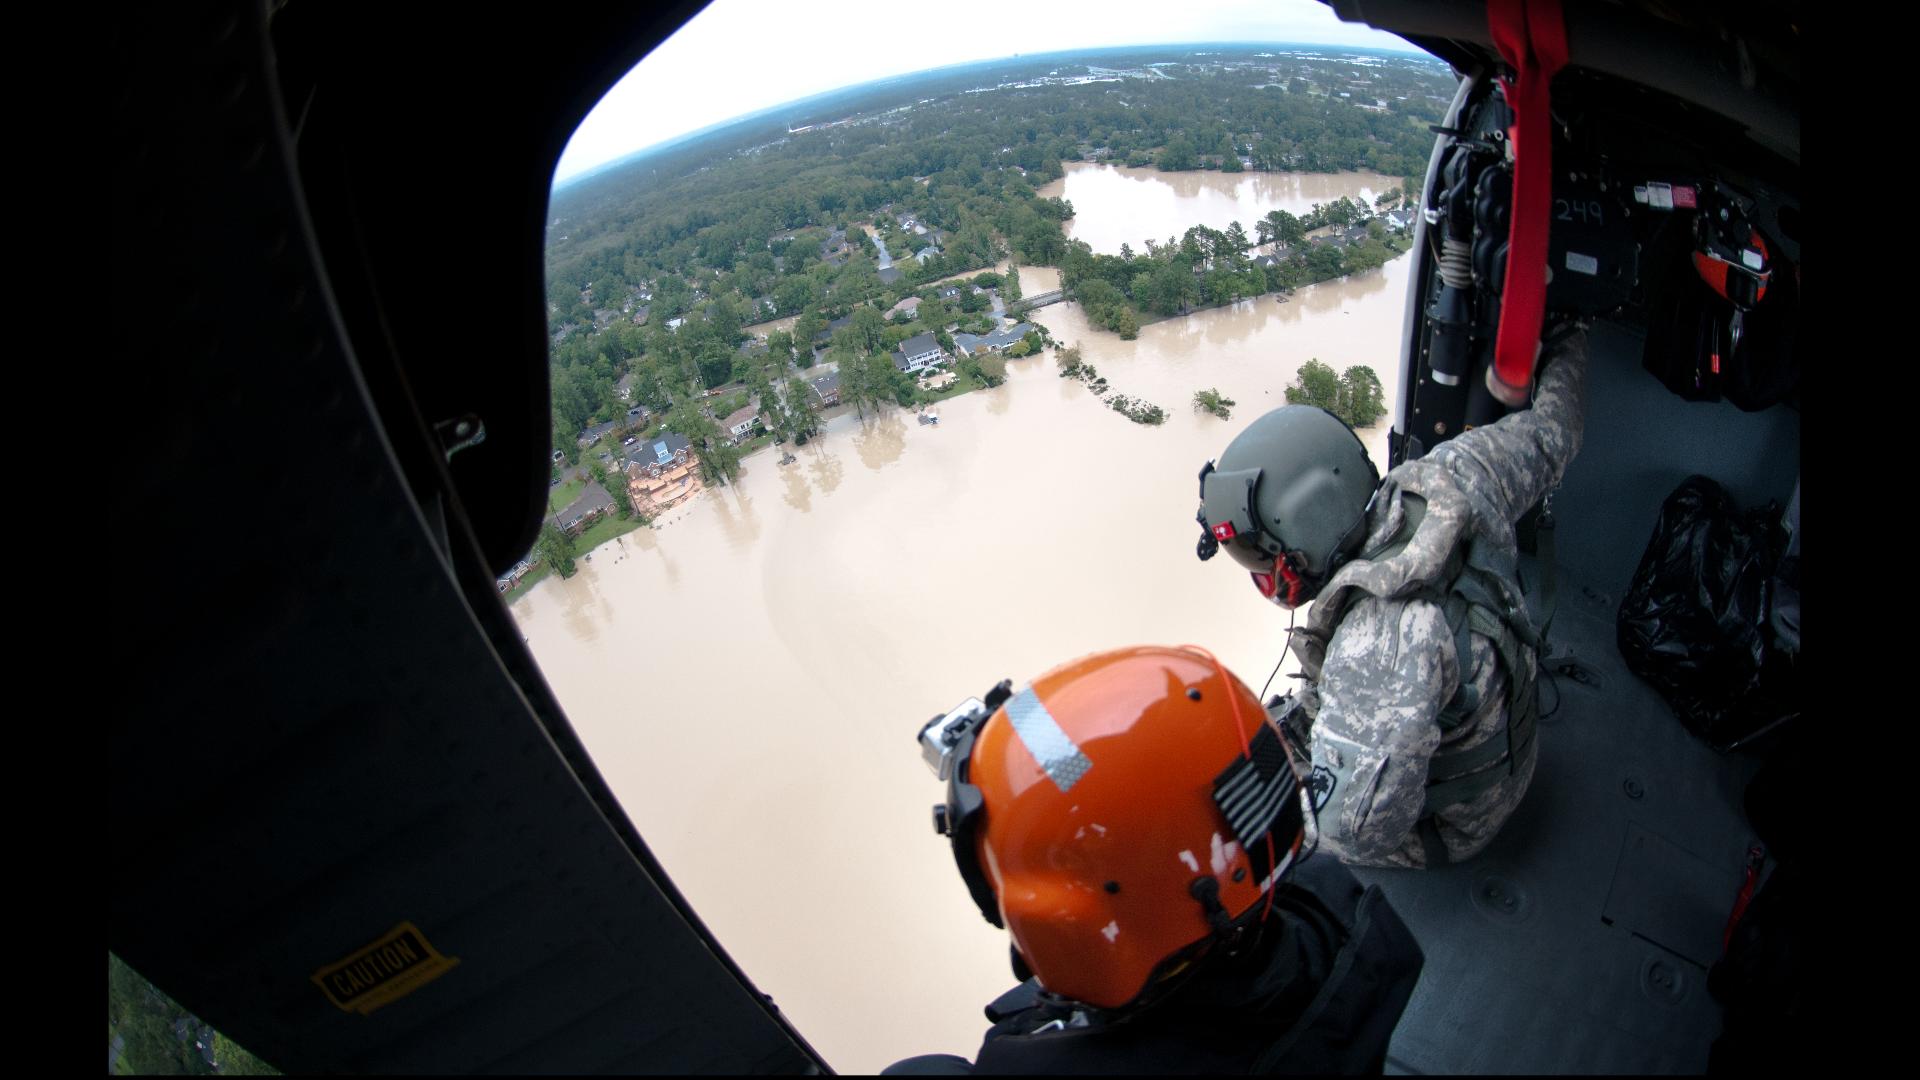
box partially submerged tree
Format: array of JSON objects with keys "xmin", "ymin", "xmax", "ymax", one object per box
[
  {"xmin": 1055, "ymin": 343, "xmax": 1086, "ymax": 376},
  {"xmin": 1339, "ymin": 365, "xmax": 1388, "ymax": 428},
  {"xmin": 537, "ymin": 522, "xmax": 578, "ymax": 579},
  {"xmin": 1284, "ymin": 358, "xmax": 1342, "ymax": 414},
  {"xmin": 784, "ymin": 375, "xmax": 821, "ymax": 440},
  {"xmin": 1193, "ymin": 388, "xmax": 1236, "ymax": 419},
  {"xmin": 1284, "ymin": 359, "xmax": 1387, "ymax": 428}
]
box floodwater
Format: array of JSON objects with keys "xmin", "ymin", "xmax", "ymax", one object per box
[
  {"xmin": 1038, "ymin": 162, "xmax": 1400, "ymax": 255},
  {"xmin": 516, "ymin": 250, "xmax": 1412, "ymax": 1071},
  {"xmin": 926, "ymin": 259, "xmax": 1062, "ymax": 299},
  {"xmin": 1015, "ymin": 263, "xmax": 1062, "ymax": 296},
  {"xmin": 742, "ymin": 311, "xmax": 800, "ymax": 339}
]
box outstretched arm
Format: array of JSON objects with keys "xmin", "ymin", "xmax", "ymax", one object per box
[
  {"xmin": 1427, "ymin": 330, "xmax": 1590, "ymax": 527},
  {"xmin": 1309, "ymin": 594, "xmax": 1457, "ymax": 866}
]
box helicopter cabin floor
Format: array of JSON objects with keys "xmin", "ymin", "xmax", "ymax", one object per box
[
  {"xmin": 1363, "ymin": 316, "xmax": 1796, "ymax": 1074},
  {"xmin": 1361, "ymin": 553, "xmax": 1762, "ymax": 1074}
]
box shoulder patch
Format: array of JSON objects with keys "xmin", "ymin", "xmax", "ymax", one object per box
[{"xmin": 1307, "ymin": 765, "xmax": 1337, "ymax": 811}]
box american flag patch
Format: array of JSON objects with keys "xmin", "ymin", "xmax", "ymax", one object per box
[{"xmin": 1212, "ymin": 724, "xmax": 1300, "ymax": 853}]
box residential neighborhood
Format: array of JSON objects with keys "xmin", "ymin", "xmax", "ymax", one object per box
[
  {"xmin": 526, "ymin": 46, "xmax": 1444, "ymax": 605},
  {"xmin": 520, "ymin": 190, "xmax": 1405, "ymax": 600},
  {"xmin": 511, "ymin": 254, "xmax": 1059, "ymax": 599}
]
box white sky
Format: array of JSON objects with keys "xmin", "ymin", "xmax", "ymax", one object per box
[{"xmin": 553, "ymin": 0, "xmax": 1428, "ymax": 184}]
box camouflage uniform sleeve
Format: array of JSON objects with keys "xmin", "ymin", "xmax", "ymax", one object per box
[
  {"xmin": 1427, "ymin": 330, "xmax": 1590, "ymax": 527},
  {"xmin": 1309, "ymin": 593, "xmax": 1457, "ymax": 866}
]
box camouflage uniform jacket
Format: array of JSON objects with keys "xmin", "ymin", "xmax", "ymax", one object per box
[{"xmin": 1288, "ymin": 334, "xmax": 1589, "ymax": 867}]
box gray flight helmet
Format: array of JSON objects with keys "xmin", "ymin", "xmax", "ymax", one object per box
[{"xmin": 1201, "ymin": 406, "xmax": 1380, "ymax": 581}]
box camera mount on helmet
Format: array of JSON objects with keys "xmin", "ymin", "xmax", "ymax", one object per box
[{"xmin": 922, "ymin": 679, "xmax": 1015, "ymax": 928}]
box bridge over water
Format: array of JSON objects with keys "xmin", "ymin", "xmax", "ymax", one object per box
[{"xmin": 1010, "ymin": 288, "xmax": 1065, "ymax": 311}]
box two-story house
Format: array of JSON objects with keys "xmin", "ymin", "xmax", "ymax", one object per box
[
  {"xmin": 891, "ymin": 332, "xmax": 946, "ymax": 374},
  {"xmin": 626, "ymin": 431, "xmax": 692, "ymax": 478},
  {"xmin": 808, "ymin": 369, "xmax": 841, "ymax": 408},
  {"xmin": 718, "ymin": 405, "xmax": 760, "ymax": 445}
]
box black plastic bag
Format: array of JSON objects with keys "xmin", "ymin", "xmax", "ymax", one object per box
[{"xmin": 1616, "ymin": 476, "xmax": 1799, "ymax": 749}]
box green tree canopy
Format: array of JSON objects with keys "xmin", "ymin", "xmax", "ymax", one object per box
[
  {"xmin": 537, "ymin": 521, "xmax": 578, "ymax": 578},
  {"xmin": 1338, "ymin": 364, "xmax": 1388, "ymax": 428},
  {"xmin": 1284, "ymin": 359, "xmax": 1387, "ymax": 428},
  {"xmin": 1284, "ymin": 358, "xmax": 1342, "ymax": 413},
  {"xmin": 1159, "ymin": 135, "xmax": 1197, "ymax": 171},
  {"xmin": 784, "ymin": 375, "xmax": 822, "ymax": 439}
]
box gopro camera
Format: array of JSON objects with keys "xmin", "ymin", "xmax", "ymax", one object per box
[
  {"xmin": 919, "ymin": 679, "xmax": 1013, "ymax": 781},
  {"xmin": 919, "ymin": 698, "xmax": 990, "ymax": 781}
]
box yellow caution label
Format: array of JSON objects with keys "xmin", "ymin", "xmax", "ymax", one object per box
[{"xmin": 311, "ymin": 922, "xmax": 459, "ymax": 1015}]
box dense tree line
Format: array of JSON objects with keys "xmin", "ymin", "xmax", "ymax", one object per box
[{"xmin": 1061, "ymin": 209, "xmax": 1406, "ymax": 333}]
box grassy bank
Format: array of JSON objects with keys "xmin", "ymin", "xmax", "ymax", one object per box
[
  {"xmin": 501, "ymin": 564, "xmax": 553, "ymax": 605},
  {"xmin": 502, "ymin": 514, "xmax": 650, "ymax": 606},
  {"xmin": 920, "ymin": 369, "xmax": 991, "ymax": 403},
  {"xmin": 576, "ymin": 514, "xmax": 649, "ymax": 555}
]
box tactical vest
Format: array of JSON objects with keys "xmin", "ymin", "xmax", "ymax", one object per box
[{"xmin": 1289, "ymin": 460, "xmax": 1543, "ymax": 842}]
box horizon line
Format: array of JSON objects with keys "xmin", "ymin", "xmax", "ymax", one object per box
[{"xmin": 552, "ymin": 40, "xmax": 1441, "ymax": 190}]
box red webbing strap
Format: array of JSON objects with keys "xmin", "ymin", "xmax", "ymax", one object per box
[
  {"xmin": 1722, "ymin": 845, "xmax": 1767, "ymax": 950},
  {"xmin": 1486, "ymin": 0, "xmax": 1569, "ymax": 406}
]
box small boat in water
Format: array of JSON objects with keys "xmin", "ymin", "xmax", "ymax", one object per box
[{"xmin": 918, "ymin": 409, "xmax": 940, "ymax": 426}]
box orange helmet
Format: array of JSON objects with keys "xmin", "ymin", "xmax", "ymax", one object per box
[{"xmin": 927, "ymin": 646, "xmax": 1310, "ymax": 1011}]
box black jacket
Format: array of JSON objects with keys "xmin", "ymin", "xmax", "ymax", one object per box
[{"xmin": 890, "ymin": 857, "xmax": 1423, "ymax": 1075}]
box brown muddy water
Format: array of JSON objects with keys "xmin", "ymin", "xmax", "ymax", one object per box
[
  {"xmin": 1039, "ymin": 162, "xmax": 1401, "ymax": 255},
  {"xmin": 515, "ymin": 255, "xmax": 1412, "ymax": 1071},
  {"xmin": 925, "ymin": 260, "xmax": 1062, "ymax": 298}
]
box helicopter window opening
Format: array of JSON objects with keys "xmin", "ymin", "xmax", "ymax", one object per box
[
  {"xmin": 524, "ymin": 1, "xmax": 1446, "ymax": 1070},
  {"xmin": 109, "ymin": 952, "xmax": 278, "ymax": 1075}
]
